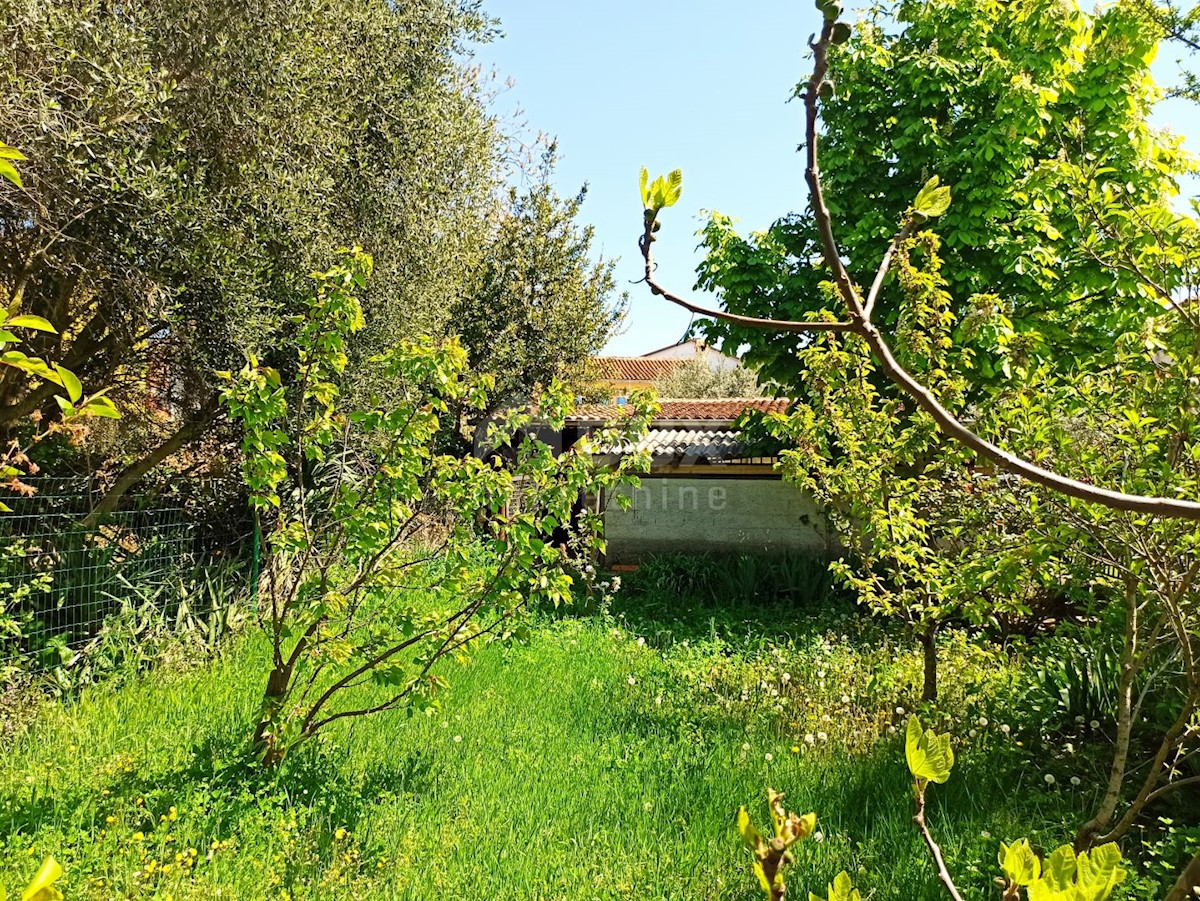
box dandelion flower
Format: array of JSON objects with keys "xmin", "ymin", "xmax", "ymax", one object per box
[
  {"xmin": 453, "ymin": 735, "xmax": 462, "ymax": 743},
  {"xmin": 804, "ymin": 733, "xmax": 815, "ymax": 745},
  {"xmin": 895, "ymin": 706, "xmax": 905, "ymax": 716},
  {"xmin": 817, "ymin": 731, "xmax": 828, "ymax": 742},
  {"xmin": 627, "ymin": 675, "xmax": 637, "ymax": 686},
  {"xmin": 644, "ymin": 801, "xmax": 653, "ymax": 812},
  {"xmin": 1090, "ymin": 720, "xmax": 1100, "ymax": 730},
  {"xmin": 841, "ymin": 694, "xmax": 851, "ymax": 704},
  {"xmin": 765, "ymin": 753, "xmax": 774, "ymax": 762},
  {"xmin": 968, "ymin": 729, "xmax": 977, "ymax": 738},
  {"xmin": 1044, "ymin": 774, "xmax": 1056, "ymax": 785},
  {"xmin": 977, "ymin": 716, "xmax": 989, "ymax": 727},
  {"xmin": 1000, "ymin": 724, "xmax": 1011, "ymax": 734},
  {"xmin": 742, "ymin": 742, "xmax": 752, "ymax": 752},
  {"xmin": 1070, "ymin": 776, "xmax": 1082, "ymax": 787},
  {"xmin": 813, "ymin": 830, "xmax": 825, "ymax": 843}
]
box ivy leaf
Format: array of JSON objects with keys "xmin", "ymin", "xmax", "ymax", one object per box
[
  {"xmin": 999, "ymin": 839, "xmax": 1041, "ymax": 886},
  {"xmin": 913, "ymin": 176, "xmax": 952, "ymax": 219},
  {"xmin": 905, "ymin": 715, "xmax": 955, "ymax": 785}
]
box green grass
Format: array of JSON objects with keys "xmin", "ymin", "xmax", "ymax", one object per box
[{"xmin": 0, "ymin": 583, "xmax": 1128, "ymax": 899}]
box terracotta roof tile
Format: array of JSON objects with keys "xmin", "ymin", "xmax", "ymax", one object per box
[
  {"xmin": 592, "ymin": 357, "xmax": 681, "ymax": 382},
  {"xmin": 569, "ymin": 398, "xmax": 790, "ymax": 423}
]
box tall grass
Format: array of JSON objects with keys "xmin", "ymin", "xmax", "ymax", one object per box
[{"xmin": 0, "ymin": 582, "xmax": 1113, "ymax": 899}]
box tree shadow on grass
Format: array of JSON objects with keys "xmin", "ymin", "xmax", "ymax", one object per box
[
  {"xmin": 604, "ymin": 553, "xmax": 869, "ymax": 653},
  {"xmin": 0, "ymin": 725, "xmax": 437, "ymax": 845}
]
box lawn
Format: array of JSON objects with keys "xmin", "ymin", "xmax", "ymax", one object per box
[{"xmin": 0, "ymin": 570, "xmax": 1145, "ymax": 899}]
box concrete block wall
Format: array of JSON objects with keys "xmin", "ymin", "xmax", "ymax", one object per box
[{"xmin": 602, "ymin": 476, "xmax": 829, "ymax": 564}]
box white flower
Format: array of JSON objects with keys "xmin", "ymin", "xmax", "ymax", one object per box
[
  {"xmin": 1070, "ymin": 776, "xmax": 1082, "ymax": 787},
  {"xmin": 771, "ymin": 689, "xmax": 780, "ymax": 698},
  {"xmin": 1000, "ymin": 724, "xmax": 1011, "ymax": 734},
  {"xmin": 821, "ymin": 714, "xmax": 831, "ymax": 724},
  {"xmin": 781, "ymin": 673, "xmax": 792, "ymax": 683},
  {"xmin": 981, "ymin": 830, "xmax": 992, "ymax": 840},
  {"xmin": 817, "ymin": 731, "xmax": 828, "ymax": 742},
  {"xmin": 627, "ymin": 675, "xmax": 637, "ymax": 686},
  {"xmin": 841, "ymin": 694, "xmax": 851, "ymax": 704},
  {"xmin": 742, "ymin": 742, "xmax": 752, "ymax": 752},
  {"xmin": 886, "ymin": 725, "xmax": 896, "ymax": 735},
  {"xmin": 895, "ymin": 706, "xmax": 906, "ymax": 716},
  {"xmin": 655, "ymin": 695, "xmax": 663, "ymax": 707},
  {"xmin": 1065, "ymin": 742, "xmax": 1075, "ymax": 754},
  {"xmin": 977, "ymin": 716, "xmax": 989, "ymax": 727},
  {"xmin": 1044, "ymin": 774, "xmax": 1056, "ymax": 785},
  {"xmin": 1075, "ymin": 715, "xmax": 1085, "ymax": 724},
  {"xmin": 812, "ymin": 830, "xmax": 825, "ymax": 843},
  {"xmin": 636, "ymin": 637, "xmax": 645, "ymax": 647},
  {"xmin": 804, "ymin": 733, "xmax": 815, "ymax": 745},
  {"xmin": 765, "ymin": 753, "xmax": 774, "ymax": 762},
  {"xmin": 453, "ymin": 735, "xmax": 462, "ymax": 743},
  {"xmin": 968, "ymin": 729, "xmax": 977, "ymax": 739},
  {"xmin": 611, "ymin": 576, "xmax": 622, "ymax": 591},
  {"xmin": 1090, "ymin": 720, "xmax": 1100, "ymax": 730},
  {"xmin": 644, "ymin": 801, "xmax": 653, "ymax": 812}
]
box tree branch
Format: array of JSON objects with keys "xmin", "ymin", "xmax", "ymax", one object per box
[{"xmin": 637, "ymin": 15, "xmax": 1200, "ymax": 521}]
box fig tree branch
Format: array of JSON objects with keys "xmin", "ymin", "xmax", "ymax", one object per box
[{"xmin": 638, "ymin": 14, "xmax": 1200, "ymax": 521}]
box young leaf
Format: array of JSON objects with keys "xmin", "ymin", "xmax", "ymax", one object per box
[
  {"xmin": 663, "ymin": 168, "xmax": 683, "ymax": 208},
  {"xmin": 21, "ymin": 855, "xmax": 63, "ymax": 901},
  {"xmin": 999, "ymin": 839, "xmax": 1041, "ymax": 886},
  {"xmin": 905, "ymin": 715, "xmax": 955, "ymax": 785},
  {"xmin": 639, "ymin": 166, "xmax": 651, "ymax": 209},
  {"xmin": 913, "ymin": 176, "xmax": 952, "ymax": 219},
  {"xmin": 810, "ymin": 871, "xmax": 862, "ymax": 901},
  {"xmin": 1074, "ymin": 843, "xmax": 1126, "ymax": 900},
  {"xmin": 737, "ymin": 806, "xmax": 762, "ymax": 849}
]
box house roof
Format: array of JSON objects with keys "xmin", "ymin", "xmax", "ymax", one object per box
[
  {"xmin": 569, "ymin": 398, "xmax": 790, "ymax": 424},
  {"xmin": 592, "ymin": 357, "xmax": 681, "ymax": 382},
  {"xmin": 602, "ymin": 427, "xmax": 745, "ymax": 457}
]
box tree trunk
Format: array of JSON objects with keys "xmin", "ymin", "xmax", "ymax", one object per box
[
  {"xmin": 1166, "ymin": 846, "xmax": 1200, "ymax": 901},
  {"xmin": 83, "ymin": 394, "xmax": 220, "ymax": 526},
  {"xmin": 919, "ymin": 624, "xmax": 938, "ymax": 703},
  {"xmin": 253, "ymin": 663, "xmax": 294, "ymax": 768}
]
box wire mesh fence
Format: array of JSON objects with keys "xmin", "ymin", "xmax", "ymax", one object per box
[{"xmin": 0, "ymin": 477, "xmax": 252, "ymax": 673}]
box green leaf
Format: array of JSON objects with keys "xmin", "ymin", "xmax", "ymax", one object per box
[
  {"xmin": 737, "ymin": 806, "xmax": 761, "ymax": 849},
  {"xmin": 1040, "ymin": 845, "xmax": 1077, "ymax": 891},
  {"xmin": 0, "ymin": 143, "xmax": 25, "ymax": 161},
  {"xmin": 999, "ymin": 839, "xmax": 1041, "ymax": 886},
  {"xmin": 905, "ymin": 715, "xmax": 955, "ymax": 785},
  {"xmin": 639, "ymin": 166, "xmax": 650, "ymax": 208},
  {"xmin": 55, "ymin": 364, "xmax": 82, "ymax": 403},
  {"xmin": 913, "ymin": 176, "xmax": 952, "ymax": 219},
  {"xmin": 0, "ymin": 160, "xmax": 21, "ymax": 188},
  {"xmin": 81, "ymin": 395, "xmax": 121, "ymax": 419},
  {"xmin": 1075, "ymin": 843, "xmax": 1126, "ymax": 900},
  {"xmin": 7, "ymin": 315, "xmax": 57, "ymax": 333}
]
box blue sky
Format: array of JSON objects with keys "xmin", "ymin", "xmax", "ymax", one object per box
[{"xmin": 474, "ymin": 2, "xmax": 1200, "ymax": 357}]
